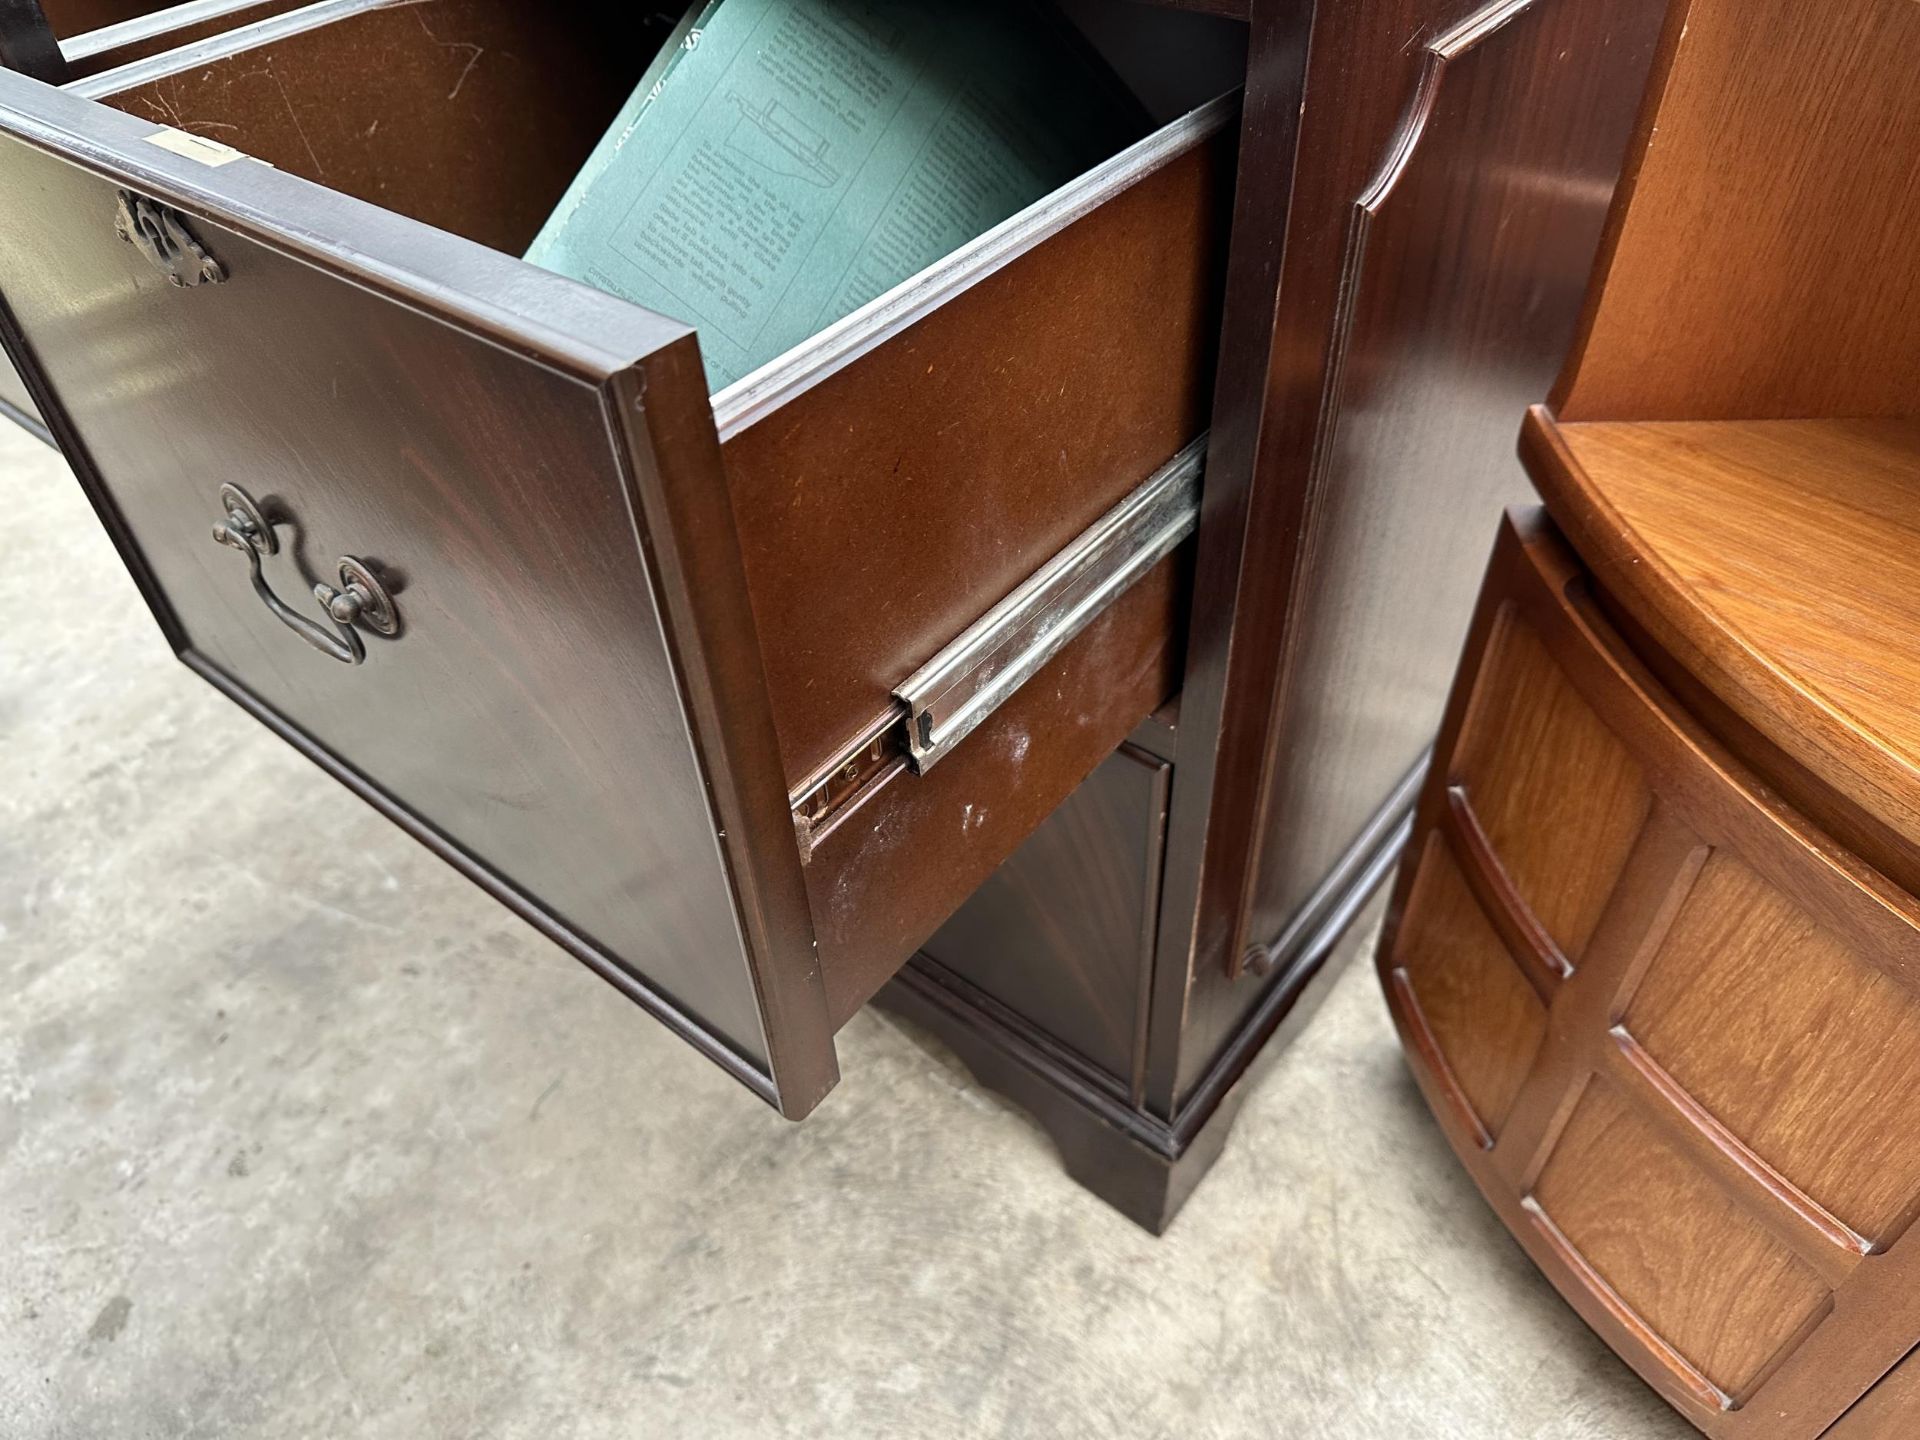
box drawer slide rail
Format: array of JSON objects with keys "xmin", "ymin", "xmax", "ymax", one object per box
[{"xmin": 894, "ymin": 433, "xmax": 1205, "ymax": 774}]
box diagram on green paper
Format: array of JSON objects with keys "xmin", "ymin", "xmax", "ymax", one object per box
[
  {"xmin": 525, "ymin": 0, "xmax": 1143, "ymax": 391},
  {"xmin": 725, "ymin": 93, "xmax": 843, "ymax": 188}
]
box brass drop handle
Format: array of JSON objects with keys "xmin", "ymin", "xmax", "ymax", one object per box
[{"xmin": 210, "ymin": 483, "xmax": 399, "ymax": 665}]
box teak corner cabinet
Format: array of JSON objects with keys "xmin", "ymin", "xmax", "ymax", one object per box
[
  {"xmin": 1381, "ymin": 0, "xmax": 1920, "ymax": 1433},
  {"xmin": 0, "ymin": 0, "xmax": 1668, "ymax": 1232}
]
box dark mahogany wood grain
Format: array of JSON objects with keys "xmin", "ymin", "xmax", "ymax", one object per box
[
  {"xmin": 92, "ymin": 0, "xmax": 671, "ymax": 255},
  {"xmin": 0, "ymin": 70, "xmax": 838, "ymax": 1115},
  {"xmin": 719, "ymin": 128, "xmax": 1231, "ymax": 784},
  {"xmin": 920, "ymin": 739, "xmax": 1171, "ymax": 1093},
  {"xmin": 0, "ymin": 17, "xmax": 1227, "ymax": 1122},
  {"xmin": 1155, "ymin": 0, "xmax": 1669, "ymax": 1109},
  {"xmin": 809, "ymin": 552, "xmax": 1184, "ymax": 1025},
  {"xmin": 39, "ymin": 0, "xmax": 173, "ymax": 28}
]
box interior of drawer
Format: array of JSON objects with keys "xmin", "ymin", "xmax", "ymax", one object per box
[
  {"xmin": 41, "ymin": 0, "xmax": 183, "ymax": 31},
  {"xmin": 84, "ymin": 0, "xmax": 682, "ymax": 253},
  {"xmin": 85, "ymin": 0, "xmax": 1244, "ymax": 782},
  {"xmin": 55, "ymin": 1, "xmax": 317, "ymax": 77},
  {"xmin": 85, "ymin": 0, "xmax": 1244, "ymax": 278}
]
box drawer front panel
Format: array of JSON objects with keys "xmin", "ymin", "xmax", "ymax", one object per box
[{"xmin": 0, "ymin": 72, "xmax": 834, "ymax": 1115}]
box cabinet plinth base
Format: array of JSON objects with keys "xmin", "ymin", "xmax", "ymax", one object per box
[{"xmin": 880, "ymin": 882, "xmax": 1392, "ymax": 1234}]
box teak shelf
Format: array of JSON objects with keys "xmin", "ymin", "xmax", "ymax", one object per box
[{"xmin": 1529, "ymin": 415, "xmax": 1920, "ymax": 861}]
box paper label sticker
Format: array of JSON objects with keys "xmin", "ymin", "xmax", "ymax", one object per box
[{"xmin": 144, "ymin": 127, "xmax": 258, "ymax": 169}]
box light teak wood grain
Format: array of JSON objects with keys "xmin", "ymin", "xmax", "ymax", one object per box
[
  {"xmin": 1553, "ymin": 0, "xmax": 1920, "ymax": 422},
  {"xmin": 1453, "ymin": 605, "xmax": 1651, "ymax": 966},
  {"xmin": 1396, "ymin": 831, "xmax": 1547, "ymax": 1142},
  {"xmin": 1529, "ymin": 416, "xmax": 1920, "ymax": 880},
  {"xmin": 1626, "ymin": 852, "xmax": 1920, "ymax": 1244},
  {"xmin": 1381, "ymin": 514, "xmax": 1920, "ymax": 1437},
  {"xmin": 1531, "ymin": 1079, "xmax": 1831, "ymax": 1403}
]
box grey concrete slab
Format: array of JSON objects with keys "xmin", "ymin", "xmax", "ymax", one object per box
[{"xmin": 0, "ymin": 419, "xmax": 1692, "ymax": 1438}]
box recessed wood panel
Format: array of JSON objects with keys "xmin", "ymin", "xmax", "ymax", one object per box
[
  {"xmin": 1533, "ymin": 1081, "xmax": 1831, "ymax": 1400},
  {"xmin": 1396, "ymin": 832, "xmax": 1547, "ymax": 1137},
  {"xmin": 920, "ymin": 742, "xmax": 1170, "ymax": 1089},
  {"xmin": 1455, "ymin": 608, "xmax": 1650, "ymax": 963},
  {"xmin": 1626, "ymin": 853, "xmax": 1920, "ymax": 1244},
  {"xmin": 1227, "ymin": 0, "xmax": 1668, "ymax": 996}
]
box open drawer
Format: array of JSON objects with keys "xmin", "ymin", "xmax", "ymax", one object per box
[{"xmin": 0, "ymin": 0, "xmax": 1240, "ymax": 1116}]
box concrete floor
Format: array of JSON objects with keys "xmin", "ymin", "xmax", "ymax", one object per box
[{"xmin": 0, "ymin": 417, "xmax": 1695, "ymax": 1439}]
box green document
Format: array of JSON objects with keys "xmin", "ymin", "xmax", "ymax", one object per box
[{"xmin": 525, "ymin": 0, "xmax": 1144, "ymax": 391}]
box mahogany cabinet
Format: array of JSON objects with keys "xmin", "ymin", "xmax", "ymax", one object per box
[{"xmin": 0, "ymin": 0, "xmax": 1669, "ymax": 1228}]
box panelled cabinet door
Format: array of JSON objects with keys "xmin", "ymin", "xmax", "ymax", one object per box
[
  {"xmin": 1384, "ymin": 513, "xmax": 1920, "ymax": 1438},
  {"xmin": 0, "ymin": 68, "xmax": 837, "ymax": 1116}
]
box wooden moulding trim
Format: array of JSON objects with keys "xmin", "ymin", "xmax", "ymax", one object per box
[
  {"xmin": 895, "ymin": 794, "xmax": 1410, "ymax": 1163},
  {"xmin": 1240, "ymin": 757, "xmax": 1428, "ymax": 979},
  {"xmin": 1521, "ymin": 405, "xmax": 1920, "ymax": 861},
  {"xmin": 181, "ymin": 651, "xmax": 787, "ymax": 1110},
  {"xmin": 1388, "ymin": 966, "xmax": 1495, "ymax": 1151},
  {"xmin": 1605, "ymin": 1027, "xmax": 1871, "ymax": 1270},
  {"xmin": 892, "ymin": 956, "xmax": 1172, "ymax": 1156},
  {"xmin": 1128, "ymin": 746, "xmax": 1174, "ymax": 1111},
  {"xmin": 1520, "ymin": 1193, "xmax": 1735, "ymax": 1414},
  {"xmin": 1170, "ymin": 807, "xmax": 1410, "ymax": 1138},
  {"xmin": 1225, "ymin": 0, "xmax": 1541, "ymax": 976},
  {"xmin": 1441, "ymin": 784, "xmax": 1573, "ymax": 1003}
]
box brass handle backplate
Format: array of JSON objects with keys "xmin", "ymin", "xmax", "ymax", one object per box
[{"xmin": 210, "ymin": 482, "xmax": 399, "ymax": 665}]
